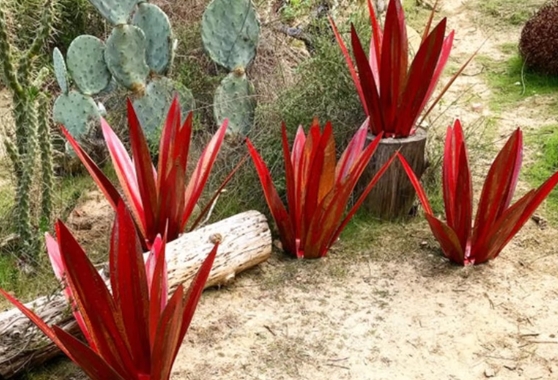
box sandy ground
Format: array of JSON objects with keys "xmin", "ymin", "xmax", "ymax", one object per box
[{"xmin": 168, "ymin": 0, "xmax": 558, "ymax": 379}]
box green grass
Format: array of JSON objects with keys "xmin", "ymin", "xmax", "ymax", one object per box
[
  {"xmin": 470, "ymin": 0, "xmax": 542, "ymax": 28},
  {"xmin": 477, "ymin": 54, "xmax": 558, "ymax": 113},
  {"xmin": 524, "ymin": 125, "xmax": 558, "ymax": 222}
]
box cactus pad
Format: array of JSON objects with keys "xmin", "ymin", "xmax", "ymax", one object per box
[
  {"xmin": 202, "ymin": 0, "xmax": 260, "ymax": 71},
  {"xmin": 132, "ymin": 3, "xmax": 173, "ymax": 75},
  {"xmin": 213, "ymin": 71, "xmax": 256, "ymax": 137},
  {"xmin": 105, "ymin": 24, "xmax": 150, "ymax": 93},
  {"xmin": 52, "ymin": 48, "xmax": 68, "ymax": 94},
  {"xmin": 88, "ymin": 0, "xmax": 138, "ymax": 25},
  {"xmin": 132, "ymin": 77, "xmax": 195, "ymax": 140},
  {"xmin": 53, "ymin": 91, "xmax": 101, "ymax": 139},
  {"xmin": 66, "ymin": 35, "xmax": 112, "ymax": 96}
]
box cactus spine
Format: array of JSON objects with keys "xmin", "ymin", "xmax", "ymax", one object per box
[
  {"xmin": 54, "ymin": 0, "xmax": 191, "ymax": 144},
  {"xmin": 0, "ymin": 0, "xmax": 56, "ymax": 258},
  {"xmin": 202, "ymin": 0, "xmax": 260, "ymax": 138}
]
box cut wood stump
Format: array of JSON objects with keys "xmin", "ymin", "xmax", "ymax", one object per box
[
  {"xmin": 0, "ymin": 210, "xmax": 271, "ymax": 379},
  {"xmin": 359, "ymin": 129, "xmax": 427, "ymax": 220}
]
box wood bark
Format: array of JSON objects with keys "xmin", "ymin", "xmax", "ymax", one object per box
[
  {"xmin": 359, "ymin": 129, "xmax": 427, "ymax": 220},
  {"xmin": 0, "ymin": 210, "xmax": 271, "ymax": 379}
]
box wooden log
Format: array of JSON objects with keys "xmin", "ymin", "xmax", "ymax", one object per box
[
  {"xmin": 359, "ymin": 129, "xmax": 427, "ymax": 220},
  {"xmin": 0, "ymin": 210, "xmax": 271, "ymax": 379}
]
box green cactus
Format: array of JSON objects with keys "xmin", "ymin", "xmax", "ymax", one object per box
[
  {"xmin": 0, "ymin": 0, "xmax": 57, "ymax": 258},
  {"xmin": 37, "ymin": 94, "xmax": 54, "ymax": 227},
  {"xmin": 53, "ymin": 91, "xmax": 101, "ymax": 138},
  {"xmin": 53, "ymin": 47, "xmax": 69, "ymax": 94},
  {"xmin": 132, "ymin": 2, "xmax": 173, "ymax": 75},
  {"xmin": 132, "ymin": 77, "xmax": 195, "ymax": 139},
  {"xmin": 201, "ymin": 0, "xmax": 260, "ymax": 71},
  {"xmin": 214, "ymin": 70, "xmax": 256, "ymax": 137},
  {"xmin": 66, "ymin": 35, "xmax": 112, "ymax": 95},
  {"xmin": 105, "ymin": 24, "xmax": 150, "ymax": 93},
  {"xmin": 88, "ymin": 0, "xmax": 138, "ymax": 25}
]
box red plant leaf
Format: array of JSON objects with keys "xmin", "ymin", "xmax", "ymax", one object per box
[
  {"xmin": 396, "ymin": 18, "xmax": 446, "ymax": 137},
  {"xmin": 182, "ymin": 119, "xmax": 227, "ymax": 230},
  {"xmin": 366, "ymin": 0, "xmax": 383, "ymax": 83},
  {"xmin": 246, "ymin": 138, "xmax": 297, "ymax": 255},
  {"xmin": 60, "ymin": 125, "xmax": 123, "ymax": 211},
  {"xmin": 472, "ymin": 129, "xmax": 522, "ymax": 246},
  {"xmin": 46, "ymin": 233, "xmax": 94, "ymax": 349},
  {"xmin": 149, "ymin": 234, "xmax": 168, "ymax": 345},
  {"xmin": 336, "ymin": 118, "xmax": 369, "ymax": 181},
  {"xmin": 396, "ymin": 152, "xmax": 433, "ymax": 215},
  {"xmin": 379, "ymin": 0, "xmax": 409, "ymax": 134},
  {"xmin": 332, "ymin": 143, "xmax": 395, "ymax": 245},
  {"xmin": 424, "ymin": 214, "xmax": 465, "ymax": 264},
  {"xmin": 56, "ymin": 220, "xmax": 136, "ymax": 377},
  {"xmin": 101, "ymin": 118, "xmax": 147, "ymax": 238},
  {"xmin": 351, "ymin": 24, "xmax": 385, "ymax": 135},
  {"xmin": 329, "ymin": 17, "xmax": 367, "ymax": 113},
  {"xmin": 110, "ymin": 203, "xmax": 151, "ymax": 373},
  {"xmin": 190, "ymin": 153, "xmax": 249, "ymax": 231},
  {"xmin": 417, "ymin": 31, "xmax": 454, "ymax": 117},
  {"xmin": 52, "ymin": 327, "xmax": 126, "ymax": 380},
  {"xmin": 152, "ymin": 244, "xmax": 217, "ymax": 379},
  {"xmin": 157, "ymin": 96, "xmax": 182, "ymax": 189},
  {"xmin": 127, "ymin": 100, "xmax": 159, "ymax": 244}
]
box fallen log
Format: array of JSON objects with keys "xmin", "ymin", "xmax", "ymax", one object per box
[{"xmin": 0, "ymin": 210, "xmax": 271, "ymax": 379}]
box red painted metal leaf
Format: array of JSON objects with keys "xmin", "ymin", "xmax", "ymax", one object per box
[
  {"xmin": 100, "ymin": 118, "xmax": 146, "ymax": 238},
  {"xmin": 351, "ymin": 24, "xmax": 385, "ymax": 135},
  {"xmin": 246, "ymin": 138, "xmax": 297, "ymax": 255},
  {"xmin": 397, "ymin": 152, "xmax": 433, "ymax": 215},
  {"xmin": 190, "ymin": 153, "xmax": 248, "ymax": 231},
  {"xmin": 396, "ymin": 18, "xmax": 446, "ymax": 137},
  {"xmin": 172, "ymin": 244, "xmax": 218, "ymax": 363},
  {"xmin": 110, "ymin": 203, "xmax": 151, "ymax": 373},
  {"xmin": 425, "ymin": 214, "xmax": 465, "ymax": 264},
  {"xmin": 156, "ymin": 96, "xmax": 182, "ymax": 192},
  {"xmin": 56, "ymin": 220, "xmax": 135, "ymax": 377},
  {"xmin": 127, "ymin": 100, "xmax": 159, "ymax": 244},
  {"xmin": 149, "ymin": 285, "xmax": 185, "ymax": 380},
  {"xmin": 159, "ymin": 164, "xmax": 186, "ymax": 240},
  {"xmin": 336, "ymin": 118, "xmax": 369, "ymax": 182},
  {"xmin": 333, "ymin": 146, "xmax": 395, "ymax": 245},
  {"xmin": 379, "ymin": 0, "xmax": 409, "ymax": 134},
  {"xmin": 60, "ymin": 125, "xmax": 123, "ymax": 214},
  {"xmin": 417, "ymin": 31, "xmax": 454, "ymax": 121},
  {"xmin": 181, "ymin": 119, "xmax": 227, "ymax": 229},
  {"xmin": 472, "ymin": 129, "xmax": 522, "ymax": 246},
  {"xmin": 52, "ymin": 326, "xmax": 126, "ymax": 380},
  {"xmin": 0, "ymin": 288, "xmax": 72, "ymax": 359},
  {"xmin": 451, "ymin": 146, "xmax": 473, "ymax": 252},
  {"xmin": 46, "ymin": 233, "xmax": 94, "ymax": 349},
  {"xmin": 419, "ymin": 39, "xmax": 480, "ymax": 126},
  {"xmin": 366, "ymin": 0, "xmax": 383, "ymax": 83},
  {"xmin": 149, "ymin": 234, "xmax": 168, "ymax": 345},
  {"xmin": 329, "ymin": 17, "xmax": 367, "ymax": 113}
]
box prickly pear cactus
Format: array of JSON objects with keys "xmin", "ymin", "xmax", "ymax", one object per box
[
  {"xmin": 88, "ymin": 0, "xmax": 138, "ymax": 25},
  {"xmin": 66, "ymin": 35, "xmax": 112, "ymax": 95},
  {"xmin": 214, "ymin": 70, "xmax": 256, "ymax": 137},
  {"xmin": 52, "ymin": 48, "xmax": 68, "ymax": 94},
  {"xmin": 105, "ymin": 24, "xmax": 150, "ymax": 93},
  {"xmin": 53, "ymin": 91, "xmax": 101, "ymax": 138},
  {"xmin": 133, "ymin": 77, "xmax": 195, "ymax": 139},
  {"xmin": 202, "ymin": 0, "xmax": 260, "ymax": 71},
  {"xmin": 132, "ymin": 2, "xmax": 173, "ymax": 75}
]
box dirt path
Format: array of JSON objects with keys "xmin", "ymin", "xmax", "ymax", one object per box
[{"xmin": 170, "ymin": 1, "xmax": 558, "ymax": 379}]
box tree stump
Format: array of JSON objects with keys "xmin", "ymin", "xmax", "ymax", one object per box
[
  {"xmin": 0, "ymin": 210, "xmax": 271, "ymax": 379},
  {"xmin": 359, "ymin": 129, "xmax": 427, "ymax": 220}
]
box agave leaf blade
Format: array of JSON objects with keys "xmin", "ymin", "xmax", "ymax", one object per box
[
  {"xmin": 53, "ymin": 327, "xmax": 126, "ymax": 380},
  {"xmin": 397, "ymin": 152, "xmax": 433, "ymax": 215}
]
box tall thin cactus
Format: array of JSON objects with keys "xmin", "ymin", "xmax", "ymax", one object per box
[{"xmin": 0, "ymin": 0, "xmax": 56, "ymax": 259}]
